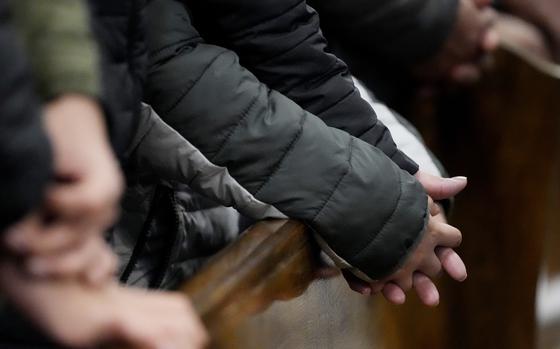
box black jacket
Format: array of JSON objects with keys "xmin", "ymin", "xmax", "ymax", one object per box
[
  {"xmin": 145, "ymin": 0, "xmax": 428, "ymax": 281},
  {"xmin": 0, "ymin": 1, "xmax": 52, "ymax": 231},
  {"xmin": 87, "ymin": 0, "xmax": 147, "ymax": 157},
  {"xmin": 185, "ymin": 0, "xmax": 418, "ymax": 174}
]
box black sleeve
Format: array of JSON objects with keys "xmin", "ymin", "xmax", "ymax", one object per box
[
  {"xmin": 309, "ymin": 0, "xmax": 459, "ymax": 65},
  {"xmin": 184, "ymin": 0, "xmax": 419, "ymax": 174},
  {"xmin": 0, "ymin": 4, "xmax": 52, "ymax": 231},
  {"xmin": 144, "ymin": 0, "xmax": 428, "ymax": 280},
  {"xmin": 86, "ymin": 0, "xmax": 148, "ymax": 158}
]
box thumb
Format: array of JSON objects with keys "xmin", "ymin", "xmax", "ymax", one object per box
[{"xmin": 415, "ymin": 171, "xmax": 468, "ymax": 200}]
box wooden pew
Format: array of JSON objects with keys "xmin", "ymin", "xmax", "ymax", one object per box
[
  {"xmin": 402, "ymin": 39, "xmax": 560, "ymax": 349},
  {"xmin": 182, "ymin": 219, "xmax": 385, "ymax": 348}
]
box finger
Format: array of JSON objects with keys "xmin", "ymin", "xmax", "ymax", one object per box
[
  {"xmin": 429, "ymin": 198, "xmax": 441, "ymax": 217},
  {"xmin": 26, "ymin": 236, "xmax": 104, "ymax": 278},
  {"xmin": 450, "ymin": 64, "xmax": 481, "ymax": 84},
  {"xmin": 393, "ymin": 273, "xmax": 414, "ymax": 292},
  {"xmin": 431, "ymin": 204, "xmax": 448, "ymax": 224},
  {"xmin": 369, "ymin": 281, "xmax": 385, "ymax": 294},
  {"xmin": 86, "ymin": 246, "xmax": 118, "ymax": 287},
  {"xmin": 437, "ymin": 247, "xmax": 468, "ymax": 282},
  {"xmin": 413, "ymin": 272, "xmax": 440, "ymax": 307},
  {"xmin": 13, "ymin": 223, "xmax": 86, "ymax": 257},
  {"xmin": 435, "ymin": 223, "xmax": 463, "ymax": 248},
  {"xmin": 419, "ymin": 254, "xmax": 443, "ymax": 278},
  {"xmin": 382, "ymin": 283, "xmax": 406, "ymax": 305},
  {"xmin": 481, "ymin": 29, "xmax": 500, "ymax": 52},
  {"xmin": 179, "ymin": 314, "xmax": 209, "ymax": 349},
  {"xmin": 110, "ymin": 320, "xmax": 161, "ymax": 349},
  {"xmin": 415, "ymin": 171, "xmax": 468, "ymax": 200},
  {"xmin": 46, "ymin": 182, "xmax": 119, "ymax": 228},
  {"xmin": 342, "ymin": 270, "xmax": 373, "ymax": 296},
  {"xmin": 3, "ymin": 214, "xmax": 44, "ymax": 253}
]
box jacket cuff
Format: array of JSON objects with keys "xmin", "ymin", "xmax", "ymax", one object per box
[
  {"xmin": 349, "ymin": 172, "xmax": 429, "ymax": 280},
  {"xmin": 390, "ymin": 150, "xmax": 419, "ymax": 175},
  {"xmin": 309, "ymin": 140, "xmax": 428, "ymax": 281},
  {"xmin": 358, "ymin": 124, "xmax": 420, "ymax": 175}
]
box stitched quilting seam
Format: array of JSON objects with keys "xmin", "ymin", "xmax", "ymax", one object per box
[
  {"xmin": 311, "ymin": 136, "xmax": 354, "ymax": 223},
  {"xmin": 166, "ymin": 49, "xmax": 229, "ymax": 114},
  {"xmin": 254, "ymin": 110, "xmax": 308, "ymax": 196},
  {"xmin": 353, "ymin": 171, "xmax": 403, "ymax": 260}
]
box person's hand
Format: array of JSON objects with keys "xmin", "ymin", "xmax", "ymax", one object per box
[
  {"xmin": 343, "ymin": 198, "xmax": 467, "ymax": 306},
  {"xmin": 0, "ymin": 261, "xmax": 209, "ymax": 349},
  {"xmin": 3, "ymin": 213, "xmax": 118, "ymax": 286},
  {"xmin": 3, "ymin": 94, "xmax": 123, "ymax": 285},
  {"xmin": 414, "ymin": 170, "xmax": 467, "ymax": 201},
  {"xmin": 414, "ymin": 0, "xmax": 499, "ymax": 83},
  {"xmin": 342, "ymin": 172, "xmax": 468, "ymax": 306}
]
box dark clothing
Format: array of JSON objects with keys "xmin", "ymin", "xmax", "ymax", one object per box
[
  {"xmin": 86, "ymin": 0, "xmax": 147, "ymax": 157},
  {"xmin": 144, "ymin": 0, "xmax": 428, "ymax": 281},
  {"xmin": 0, "ymin": 1, "xmax": 52, "ymax": 232},
  {"xmin": 185, "ymin": 0, "xmax": 418, "ymax": 174},
  {"xmin": 311, "ymin": 0, "xmax": 459, "ymax": 65},
  {"xmin": 310, "ymin": 0, "xmax": 459, "ymax": 104}
]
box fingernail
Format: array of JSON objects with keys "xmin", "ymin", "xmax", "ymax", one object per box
[
  {"xmin": 451, "ymin": 176, "xmax": 467, "ymax": 181},
  {"xmin": 430, "ymin": 289, "xmax": 440, "ymax": 307}
]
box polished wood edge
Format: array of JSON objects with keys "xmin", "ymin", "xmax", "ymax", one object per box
[
  {"xmin": 500, "ymin": 39, "xmax": 560, "ymax": 79},
  {"xmin": 182, "ymin": 219, "xmax": 320, "ymax": 328}
]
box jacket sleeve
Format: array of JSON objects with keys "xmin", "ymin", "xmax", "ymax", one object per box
[
  {"xmin": 10, "ymin": 0, "xmax": 101, "ymax": 100},
  {"xmin": 144, "ymin": 0, "xmax": 428, "ymax": 280},
  {"xmin": 0, "ymin": 5, "xmax": 52, "ymax": 232},
  {"xmin": 184, "ymin": 0, "xmax": 419, "ymax": 175},
  {"xmin": 309, "ymin": 0, "xmax": 459, "ymax": 65}
]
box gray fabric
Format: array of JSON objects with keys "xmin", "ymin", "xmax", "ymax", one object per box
[
  {"xmin": 144, "ymin": 0, "xmax": 429, "ymax": 280},
  {"xmin": 185, "ymin": 0, "xmax": 419, "ymax": 174},
  {"xmin": 129, "ymin": 105, "xmax": 286, "ymax": 221}
]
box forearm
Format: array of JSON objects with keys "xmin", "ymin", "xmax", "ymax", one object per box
[
  {"xmin": 185, "ymin": 0, "xmax": 418, "ymax": 174},
  {"xmin": 146, "ymin": 0, "xmax": 428, "ymax": 279}
]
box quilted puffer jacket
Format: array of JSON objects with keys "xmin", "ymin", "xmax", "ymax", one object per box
[
  {"xmin": 113, "ymin": 105, "xmax": 283, "ymax": 289},
  {"xmin": 144, "ymin": 0, "xmax": 429, "ymax": 281},
  {"xmin": 185, "ymin": 0, "xmax": 419, "ymax": 174}
]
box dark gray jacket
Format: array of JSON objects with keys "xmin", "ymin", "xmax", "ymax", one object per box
[
  {"xmin": 185, "ymin": 0, "xmax": 418, "ymax": 174},
  {"xmin": 144, "ymin": 0, "xmax": 429, "ymax": 281}
]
